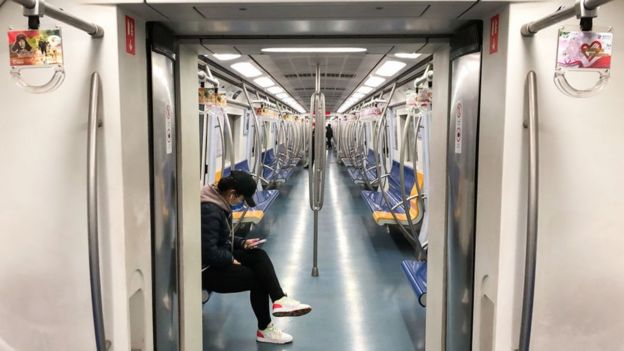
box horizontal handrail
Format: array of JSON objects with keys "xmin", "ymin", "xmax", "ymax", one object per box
[
  {"xmin": 521, "ymin": 0, "xmax": 613, "ymax": 36},
  {"xmin": 13, "ymin": 0, "xmax": 104, "ymax": 37}
]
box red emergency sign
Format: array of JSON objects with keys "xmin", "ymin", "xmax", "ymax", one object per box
[{"xmin": 125, "ymin": 16, "xmax": 135, "ymax": 56}]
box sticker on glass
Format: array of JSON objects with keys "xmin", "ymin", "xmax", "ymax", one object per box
[
  {"xmin": 8, "ymin": 29, "xmax": 64, "ymax": 67},
  {"xmin": 454, "ymin": 101, "xmax": 463, "ymax": 155}
]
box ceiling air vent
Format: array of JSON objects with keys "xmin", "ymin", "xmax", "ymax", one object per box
[
  {"xmin": 284, "ymin": 73, "xmax": 355, "ymax": 79},
  {"xmin": 294, "ymin": 87, "xmax": 346, "ymax": 91}
]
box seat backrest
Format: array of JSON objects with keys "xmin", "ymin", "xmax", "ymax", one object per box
[
  {"xmin": 366, "ymin": 149, "xmax": 376, "ymax": 166},
  {"xmin": 223, "ymin": 159, "xmax": 251, "ymax": 177},
  {"xmin": 262, "ymin": 148, "xmax": 275, "ymax": 165}
]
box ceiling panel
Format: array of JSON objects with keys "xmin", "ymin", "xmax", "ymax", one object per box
[
  {"xmin": 142, "ymin": 1, "xmax": 486, "ymax": 36},
  {"xmin": 252, "ymin": 53, "xmax": 390, "ymax": 112},
  {"xmin": 194, "ymin": 2, "xmax": 430, "ymax": 19}
]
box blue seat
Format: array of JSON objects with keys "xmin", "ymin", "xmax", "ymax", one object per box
[
  {"xmin": 360, "ymin": 162, "xmax": 423, "ymax": 226},
  {"xmin": 222, "ymin": 160, "xmax": 280, "ymax": 224},
  {"xmin": 262, "ymin": 149, "xmax": 296, "ymax": 183},
  {"xmin": 347, "ymin": 149, "xmax": 378, "ymax": 184},
  {"xmin": 401, "ymin": 260, "xmax": 427, "ymax": 307},
  {"xmin": 230, "ymin": 188, "xmax": 279, "ymax": 224}
]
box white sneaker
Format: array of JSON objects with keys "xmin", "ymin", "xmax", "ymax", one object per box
[
  {"xmin": 256, "ymin": 323, "xmax": 293, "ymax": 344},
  {"xmin": 272, "ymin": 296, "xmax": 312, "ymax": 317}
]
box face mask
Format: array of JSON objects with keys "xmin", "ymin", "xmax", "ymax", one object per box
[{"xmin": 229, "ymin": 193, "xmax": 244, "ymax": 207}]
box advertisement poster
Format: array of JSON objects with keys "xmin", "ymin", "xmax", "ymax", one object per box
[
  {"xmin": 556, "ymin": 30, "xmax": 613, "ymax": 70},
  {"xmin": 7, "ymin": 29, "xmax": 64, "ymax": 67}
]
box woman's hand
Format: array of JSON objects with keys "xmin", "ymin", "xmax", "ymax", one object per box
[
  {"xmin": 243, "ymin": 238, "xmax": 262, "ymax": 249},
  {"xmin": 232, "ymin": 259, "xmax": 241, "ymax": 265}
]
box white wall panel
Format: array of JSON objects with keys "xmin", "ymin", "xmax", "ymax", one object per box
[
  {"xmin": 0, "ymin": 2, "xmax": 152, "ymax": 350},
  {"xmin": 177, "ymin": 44, "xmax": 203, "ymax": 351},
  {"xmin": 426, "ymin": 45, "xmax": 450, "ymax": 351},
  {"xmin": 475, "ymin": 1, "xmax": 624, "ymax": 350}
]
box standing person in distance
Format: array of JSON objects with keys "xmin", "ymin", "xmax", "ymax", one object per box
[{"xmin": 325, "ymin": 123, "xmax": 333, "ymax": 149}]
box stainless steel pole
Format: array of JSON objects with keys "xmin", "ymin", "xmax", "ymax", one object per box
[
  {"xmin": 87, "ymin": 72, "xmax": 107, "ymax": 351},
  {"xmin": 242, "ymin": 85, "xmax": 263, "ymax": 182},
  {"xmin": 220, "ymin": 107, "xmax": 237, "ymax": 172},
  {"xmin": 213, "ymin": 111, "xmax": 227, "ymax": 177},
  {"xmin": 519, "ymin": 71, "xmax": 540, "ymax": 351},
  {"xmin": 200, "ymin": 112, "xmax": 209, "ymax": 185},
  {"xmin": 310, "ymin": 63, "xmax": 326, "ymax": 277},
  {"xmin": 13, "ymin": 0, "xmax": 104, "ymax": 37}
]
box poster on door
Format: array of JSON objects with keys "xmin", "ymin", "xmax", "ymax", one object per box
[
  {"xmin": 556, "ymin": 28, "xmax": 613, "ymax": 71},
  {"xmin": 7, "ymin": 29, "xmax": 64, "ymax": 67}
]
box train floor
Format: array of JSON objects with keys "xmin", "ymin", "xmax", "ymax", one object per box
[{"xmin": 202, "ymin": 151, "xmax": 426, "ymax": 351}]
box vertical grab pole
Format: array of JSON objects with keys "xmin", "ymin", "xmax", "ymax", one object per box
[
  {"xmin": 242, "ymin": 84, "xmax": 263, "ymax": 182},
  {"xmin": 220, "ymin": 107, "xmax": 237, "ymax": 173},
  {"xmin": 310, "ymin": 63, "xmax": 326, "ymax": 277},
  {"xmin": 212, "ymin": 110, "xmax": 227, "ymax": 177},
  {"xmin": 519, "ymin": 71, "xmax": 539, "ymax": 351},
  {"xmin": 87, "ymin": 72, "xmax": 107, "ymax": 351},
  {"xmin": 200, "ymin": 110, "xmax": 209, "ymax": 185}
]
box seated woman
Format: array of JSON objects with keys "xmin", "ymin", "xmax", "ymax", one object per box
[{"xmin": 201, "ymin": 170, "xmax": 312, "ymax": 344}]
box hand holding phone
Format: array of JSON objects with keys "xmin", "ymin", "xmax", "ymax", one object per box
[{"xmin": 245, "ymin": 238, "xmax": 266, "ymax": 249}]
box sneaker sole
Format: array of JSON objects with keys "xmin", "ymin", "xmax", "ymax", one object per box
[
  {"xmin": 256, "ymin": 337, "xmax": 293, "ymax": 344},
  {"xmin": 272, "ymin": 306, "xmax": 312, "ymax": 317}
]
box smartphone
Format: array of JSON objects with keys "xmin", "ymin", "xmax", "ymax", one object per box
[{"xmin": 251, "ymin": 239, "xmax": 267, "ymax": 246}]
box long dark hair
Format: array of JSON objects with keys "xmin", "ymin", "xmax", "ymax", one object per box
[{"xmin": 11, "ymin": 34, "xmax": 32, "ymax": 52}]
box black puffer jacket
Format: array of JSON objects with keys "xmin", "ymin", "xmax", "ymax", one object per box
[{"xmin": 201, "ymin": 202, "xmax": 245, "ymax": 268}]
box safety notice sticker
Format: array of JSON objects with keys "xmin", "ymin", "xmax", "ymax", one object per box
[
  {"xmin": 165, "ymin": 104, "xmax": 173, "ymax": 154},
  {"xmin": 454, "ymin": 101, "xmax": 463, "ymax": 154}
]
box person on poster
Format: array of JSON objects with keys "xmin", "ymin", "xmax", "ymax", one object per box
[
  {"xmin": 38, "ymin": 38, "xmax": 48, "ymax": 56},
  {"xmin": 11, "ymin": 34, "xmax": 33, "ymax": 56}
]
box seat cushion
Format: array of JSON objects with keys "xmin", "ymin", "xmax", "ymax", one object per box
[{"xmin": 401, "ymin": 260, "xmax": 427, "ymax": 307}]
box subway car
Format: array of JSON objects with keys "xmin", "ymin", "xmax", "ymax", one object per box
[{"xmin": 1, "ymin": 0, "xmax": 622, "ymax": 350}]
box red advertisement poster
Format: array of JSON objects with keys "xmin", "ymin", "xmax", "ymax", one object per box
[{"xmin": 7, "ymin": 29, "xmax": 63, "ymax": 67}]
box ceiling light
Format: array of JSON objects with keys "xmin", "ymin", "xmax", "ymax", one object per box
[
  {"xmin": 376, "ymin": 60, "xmax": 407, "ymax": 77},
  {"xmin": 268, "ymin": 86, "xmax": 284, "ymax": 94},
  {"xmin": 395, "ymin": 53, "xmax": 422, "ymax": 60},
  {"xmin": 364, "ymin": 76, "xmax": 386, "ymax": 88},
  {"xmin": 352, "ymin": 92, "xmax": 365, "ymax": 99},
  {"xmin": 230, "ymin": 62, "xmax": 262, "ymax": 78},
  {"xmin": 213, "ymin": 53, "xmax": 241, "ymax": 61},
  {"xmin": 261, "ymin": 47, "xmax": 367, "ymax": 53},
  {"xmin": 276, "ymin": 93, "xmax": 289, "ymax": 99},
  {"xmin": 356, "ymin": 86, "xmax": 373, "ymax": 94},
  {"xmin": 254, "ymin": 77, "xmax": 275, "ymax": 88}
]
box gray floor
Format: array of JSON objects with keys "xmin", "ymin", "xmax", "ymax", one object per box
[{"xmin": 202, "ymin": 152, "xmax": 426, "ymax": 351}]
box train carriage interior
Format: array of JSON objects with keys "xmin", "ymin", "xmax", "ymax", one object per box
[{"xmin": 1, "ymin": 0, "xmax": 623, "ymax": 351}]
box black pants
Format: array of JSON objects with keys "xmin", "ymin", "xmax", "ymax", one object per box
[{"xmin": 202, "ymin": 249, "xmax": 286, "ymax": 329}]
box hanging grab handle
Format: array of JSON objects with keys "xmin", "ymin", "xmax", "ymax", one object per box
[
  {"xmin": 553, "ymin": 70, "xmax": 609, "ymax": 98},
  {"xmin": 519, "ymin": 71, "xmax": 540, "ymax": 351},
  {"xmin": 87, "ymin": 72, "xmax": 108, "ymax": 351},
  {"xmin": 10, "ymin": 65, "xmax": 65, "ymax": 94}
]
